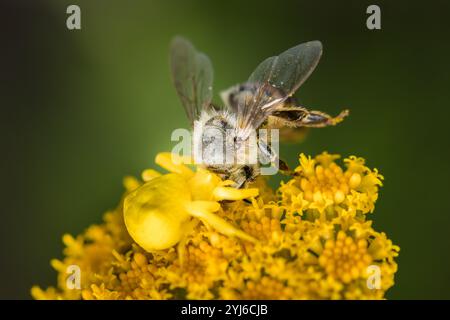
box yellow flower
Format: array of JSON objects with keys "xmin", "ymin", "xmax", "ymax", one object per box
[
  {"xmin": 32, "ymin": 152, "xmax": 398, "ymax": 300},
  {"xmin": 280, "ymin": 152, "xmax": 383, "ymax": 217},
  {"xmin": 318, "ymin": 231, "xmax": 372, "ymax": 284}
]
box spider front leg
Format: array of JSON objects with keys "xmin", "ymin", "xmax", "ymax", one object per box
[
  {"xmin": 185, "ymin": 201, "xmax": 257, "ymax": 243},
  {"xmin": 213, "ymin": 185, "xmax": 259, "ymax": 200},
  {"xmin": 155, "ymin": 152, "xmax": 194, "ymax": 177},
  {"xmin": 177, "ymin": 218, "xmax": 199, "ymax": 266}
]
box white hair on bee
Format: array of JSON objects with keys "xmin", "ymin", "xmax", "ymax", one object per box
[
  {"xmin": 193, "ymin": 109, "xmax": 232, "ymax": 166},
  {"xmin": 192, "ymin": 108, "xmax": 258, "ymax": 167}
]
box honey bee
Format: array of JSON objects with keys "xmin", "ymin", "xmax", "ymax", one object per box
[{"xmin": 170, "ymin": 37, "xmax": 348, "ymax": 187}]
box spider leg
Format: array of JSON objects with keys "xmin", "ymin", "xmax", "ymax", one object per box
[
  {"xmin": 177, "ymin": 218, "xmax": 199, "ymax": 266},
  {"xmin": 141, "ymin": 169, "xmax": 161, "ymax": 182},
  {"xmin": 213, "ymin": 186, "xmax": 259, "ymax": 201},
  {"xmin": 155, "ymin": 152, "xmax": 194, "ymax": 177},
  {"xmin": 185, "ymin": 201, "xmax": 256, "ymax": 243}
]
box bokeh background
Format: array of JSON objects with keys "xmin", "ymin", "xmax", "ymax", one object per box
[{"xmin": 1, "ymin": 0, "xmax": 450, "ymax": 299}]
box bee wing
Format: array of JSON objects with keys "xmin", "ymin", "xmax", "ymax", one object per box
[
  {"xmin": 170, "ymin": 36, "xmax": 214, "ymax": 124},
  {"xmin": 236, "ymin": 41, "xmax": 322, "ymax": 138},
  {"xmin": 220, "ymin": 84, "xmax": 240, "ymax": 113}
]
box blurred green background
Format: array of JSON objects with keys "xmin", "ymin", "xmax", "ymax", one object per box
[{"xmin": 1, "ymin": 0, "xmax": 450, "ymax": 299}]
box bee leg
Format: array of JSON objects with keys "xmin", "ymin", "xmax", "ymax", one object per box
[
  {"xmin": 271, "ymin": 107, "xmax": 349, "ymax": 128},
  {"xmin": 298, "ymin": 109, "xmax": 349, "ymax": 127},
  {"xmin": 302, "ymin": 108, "xmax": 348, "ymax": 127},
  {"xmin": 155, "ymin": 152, "xmax": 194, "ymax": 177},
  {"xmin": 185, "ymin": 201, "xmax": 257, "ymax": 243},
  {"xmin": 225, "ymin": 170, "xmax": 247, "ymax": 189},
  {"xmin": 279, "ymin": 158, "xmax": 298, "ymax": 176},
  {"xmin": 258, "ymin": 140, "xmax": 294, "ymax": 175}
]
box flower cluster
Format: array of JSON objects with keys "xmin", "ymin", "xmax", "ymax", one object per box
[{"xmin": 32, "ymin": 152, "xmax": 399, "ymax": 300}]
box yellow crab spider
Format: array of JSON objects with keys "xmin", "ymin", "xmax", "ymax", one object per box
[{"xmin": 123, "ymin": 152, "xmax": 258, "ymax": 257}]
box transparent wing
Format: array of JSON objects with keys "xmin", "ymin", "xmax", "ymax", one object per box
[
  {"xmin": 236, "ymin": 41, "xmax": 322, "ymax": 138},
  {"xmin": 170, "ymin": 36, "xmax": 213, "ymax": 124}
]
